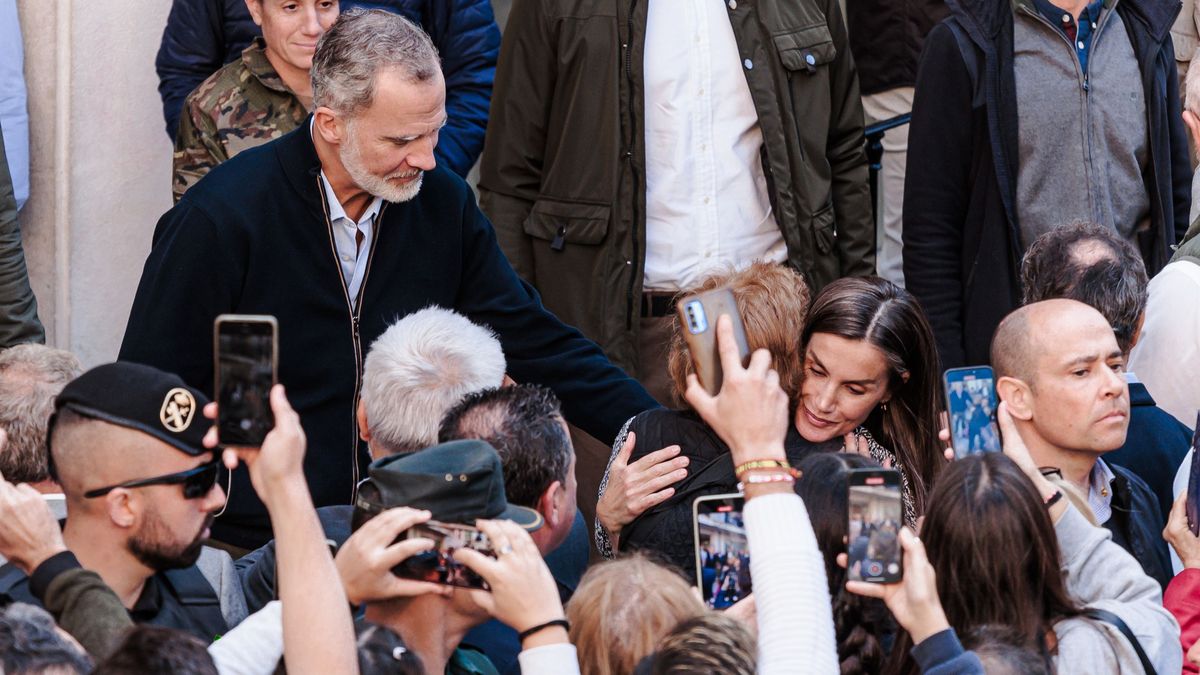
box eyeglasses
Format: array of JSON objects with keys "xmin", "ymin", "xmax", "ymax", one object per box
[{"xmin": 84, "ymin": 460, "xmax": 221, "ymax": 499}]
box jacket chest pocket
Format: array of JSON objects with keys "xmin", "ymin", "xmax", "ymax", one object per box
[{"xmin": 772, "ymin": 23, "xmax": 837, "ymax": 73}]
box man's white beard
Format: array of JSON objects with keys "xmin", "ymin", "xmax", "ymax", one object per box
[{"xmin": 340, "ymin": 127, "xmax": 424, "ymax": 203}]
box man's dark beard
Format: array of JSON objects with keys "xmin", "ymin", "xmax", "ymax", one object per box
[{"xmin": 128, "ymin": 514, "xmax": 214, "ymax": 571}]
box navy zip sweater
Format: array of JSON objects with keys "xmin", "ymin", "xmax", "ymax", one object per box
[{"xmin": 120, "ymin": 122, "xmax": 658, "ymax": 548}]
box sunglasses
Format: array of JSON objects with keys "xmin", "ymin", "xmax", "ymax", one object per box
[{"xmin": 84, "ymin": 460, "xmax": 221, "ymax": 500}]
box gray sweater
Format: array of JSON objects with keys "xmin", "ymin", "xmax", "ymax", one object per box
[
  {"xmin": 1053, "ymin": 504, "xmax": 1182, "ymax": 674},
  {"xmin": 1013, "ymin": 1, "xmax": 1150, "ymax": 248}
]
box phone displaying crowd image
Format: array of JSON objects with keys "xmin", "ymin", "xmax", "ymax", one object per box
[
  {"xmin": 214, "ymin": 315, "xmax": 278, "ymax": 447},
  {"xmin": 692, "ymin": 493, "xmax": 750, "ymax": 609},
  {"xmin": 677, "ymin": 288, "xmax": 752, "ymax": 396},
  {"xmin": 397, "ymin": 521, "xmax": 496, "ymax": 591},
  {"xmin": 847, "ymin": 469, "xmax": 903, "ymax": 584},
  {"xmin": 943, "ymin": 366, "xmax": 1002, "ymax": 458}
]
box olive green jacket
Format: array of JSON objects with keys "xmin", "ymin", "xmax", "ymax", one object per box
[
  {"xmin": 478, "ymin": 0, "xmax": 874, "ymax": 375},
  {"xmin": 0, "ymin": 118, "xmax": 43, "ymax": 347}
]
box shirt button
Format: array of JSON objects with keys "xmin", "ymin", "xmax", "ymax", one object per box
[
  {"xmin": 727, "ymin": 0, "xmax": 737, "ymax": 8},
  {"xmin": 743, "ymin": 58, "xmax": 753, "ymax": 70},
  {"xmin": 341, "ymin": 254, "xmax": 352, "ymax": 262},
  {"xmin": 1077, "ymin": 40, "xmax": 1085, "ymax": 49},
  {"xmin": 703, "ymin": 197, "xmax": 711, "ymax": 204},
  {"xmin": 1062, "ymin": 13, "xmax": 1070, "ymax": 22}
]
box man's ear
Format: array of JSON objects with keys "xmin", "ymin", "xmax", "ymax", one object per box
[
  {"xmin": 313, "ymin": 108, "xmax": 346, "ymax": 145},
  {"xmin": 106, "ymin": 490, "xmax": 138, "ymax": 529},
  {"xmin": 356, "ymin": 400, "xmax": 371, "ymax": 443},
  {"xmin": 1128, "ymin": 313, "xmax": 1146, "ymax": 353},
  {"xmin": 537, "ymin": 481, "xmax": 565, "ymax": 529},
  {"xmin": 996, "ymin": 376, "xmax": 1034, "ymax": 421}
]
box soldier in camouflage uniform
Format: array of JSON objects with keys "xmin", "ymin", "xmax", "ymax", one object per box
[{"xmin": 173, "ymin": 0, "xmax": 338, "ymax": 201}]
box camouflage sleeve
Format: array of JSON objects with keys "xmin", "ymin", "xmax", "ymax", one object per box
[{"xmin": 172, "ymin": 92, "xmax": 228, "ymax": 202}]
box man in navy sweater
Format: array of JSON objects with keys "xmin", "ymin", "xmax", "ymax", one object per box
[{"xmin": 121, "ymin": 9, "xmax": 658, "ymax": 550}]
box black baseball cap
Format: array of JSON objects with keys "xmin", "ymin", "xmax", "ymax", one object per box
[
  {"xmin": 355, "ymin": 440, "xmax": 542, "ymax": 531},
  {"xmin": 51, "ymin": 362, "xmax": 211, "ymax": 456}
]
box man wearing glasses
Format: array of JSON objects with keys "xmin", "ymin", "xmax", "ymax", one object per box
[{"xmin": 0, "ymin": 362, "xmax": 245, "ymax": 643}]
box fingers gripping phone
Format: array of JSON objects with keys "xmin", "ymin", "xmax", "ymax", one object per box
[
  {"xmin": 677, "ymin": 288, "xmax": 752, "ymax": 396},
  {"xmin": 847, "ymin": 469, "xmax": 903, "ymax": 584},
  {"xmin": 214, "ymin": 315, "xmax": 278, "ymax": 447},
  {"xmin": 693, "ymin": 493, "xmax": 750, "ymax": 609},
  {"xmin": 943, "ymin": 366, "xmax": 1002, "ymax": 458},
  {"xmin": 398, "ymin": 521, "xmax": 496, "ymax": 590}
]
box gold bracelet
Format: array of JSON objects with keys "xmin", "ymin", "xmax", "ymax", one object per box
[{"xmin": 734, "ymin": 459, "xmax": 791, "ymax": 479}]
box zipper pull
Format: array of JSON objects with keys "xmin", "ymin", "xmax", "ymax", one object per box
[
  {"xmin": 1082, "ymin": 74, "xmax": 1089, "ymax": 93},
  {"xmin": 551, "ymin": 225, "xmax": 566, "ymax": 252}
]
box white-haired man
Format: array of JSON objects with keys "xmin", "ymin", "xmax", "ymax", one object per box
[
  {"xmin": 357, "ymin": 306, "xmax": 505, "ymax": 458},
  {"xmin": 119, "ymin": 9, "xmax": 659, "ymax": 550}
]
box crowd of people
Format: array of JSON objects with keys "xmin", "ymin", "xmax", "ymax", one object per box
[{"xmin": 2, "ymin": 0, "xmax": 1200, "ymax": 672}]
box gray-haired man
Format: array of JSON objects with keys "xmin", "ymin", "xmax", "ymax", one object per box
[{"xmin": 120, "ymin": 9, "xmax": 658, "ymax": 550}]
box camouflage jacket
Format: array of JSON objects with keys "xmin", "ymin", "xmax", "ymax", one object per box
[{"xmin": 172, "ymin": 38, "xmax": 307, "ymax": 201}]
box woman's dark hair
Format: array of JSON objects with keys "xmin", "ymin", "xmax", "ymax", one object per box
[
  {"xmin": 93, "ymin": 626, "xmax": 216, "ymax": 675},
  {"xmin": 801, "ymin": 276, "xmax": 944, "ymax": 516},
  {"xmin": 797, "ymin": 453, "xmax": 892, "ymax": 675},
  {"xmin": 888, "ymin": 453, "xmax": 1080, "ymax": 675}
]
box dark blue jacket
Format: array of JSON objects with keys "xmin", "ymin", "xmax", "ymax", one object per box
[
  {"xmin": 118, "ymin": 122, "xmax": 657, "ymax": 549},
  {"xmin": 154, "ymin": 0, "xmax": 499, "ymax": 177},
  {"xmin": 1105, "ymin": 381, "xmax": 1192, "ymax": 524},
  {"xmin": 1105, "ymin": 462, "xmax": 1174, "ymax": 590}
]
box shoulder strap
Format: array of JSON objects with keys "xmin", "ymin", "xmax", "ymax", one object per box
[{"xmin": 1082, "ymin": 607, "xmax": 1157, "ymax": 675}]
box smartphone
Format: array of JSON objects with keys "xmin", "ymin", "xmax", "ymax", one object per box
[
  {"xmin": 213, "ymin": 315, "xmax": 278, "ymax": 447},
  {"xmin": 693, "ymin": 493, "xmax": 749, "ymax": 609},
  {"xmin": 943, "ymin": 366, "xmax": 1002, "ymax": 458},
  {"xmin": 1187, "ymin": 415, "xmax": 1200, "ymax": 536},
  {"xmin": 847, "ymin": 469, "xmax": 903, "ymax": 584},
  {"xmin": 398, "ymin": 521, "xmax": 495, "ymax": 590},
  {"xmin": 677, "ymin": 287, "xmax": 752, "ymax": 395}
]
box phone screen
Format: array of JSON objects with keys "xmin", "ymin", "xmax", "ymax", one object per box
[
  {"xmin": 944, "ymin": 366, "xmax": 1002, "ymax": 457},
  {"xmin": 398, "ymin": 521, "xmax": 495, "ymax": 590},
  {"xmin": 847, "ymin": 469, "xmax": 903, "ymax": 584},
  {"xmin": 1187, "ymin": 416, "xmax": 1200, "ymax": 536},
  {"xmin": 693, "ymin": 493, "xmax": 749, "ymax": 609},
  {"xmin": 216, "ymin": 317, "xmax": 277, "ymax": 446}
]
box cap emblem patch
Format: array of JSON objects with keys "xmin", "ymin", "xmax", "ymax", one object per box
[{"xmin": 160, "ymin": 388, "xmax": 196, "ymax": 433}]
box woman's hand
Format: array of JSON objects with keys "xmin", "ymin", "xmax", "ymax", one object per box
[
  {"xmin": 684, "ymin": 315, "xmax": 789, "ymax": 466},
  {"xmin": 454, "ymin": 520, "xmax": 568, "ymax": 649},
  {"xmin": 596, "ymin": 432, "xmax": 688, "ymax": 544},
  {"xmin": 845, "ymin": 527, "xmax": 949, "ymax": 645}
]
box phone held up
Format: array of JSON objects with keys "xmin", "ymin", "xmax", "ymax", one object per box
[
  {"xmin": 943, "ymin": 366, "xmax": 1002, "ymax": 458},
  {"xmin": 677, "ymin": 287, "xmax": 752, "ymax": 396},
  {"xmin": 847, "ymin": 469, "xmax": 904, "ymax": 584},
  {"xmin": 692, "ymin": 493, "xmax": 749, "ymax": 609},
  {"xmin": 213, "ymin": 315, "xmax": 278, "ymax": 447},
  {"xmin": 397, "ymin": 521, "xmax": 496, "ymax": 591}
]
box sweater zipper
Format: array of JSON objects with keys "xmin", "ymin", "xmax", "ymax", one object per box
[
  {"xmin": 623, "ymin": 0, "xmax": 640, "ymax": 332},
  {"xmin": 315, "ymin": 177, "xmax": 385, "ymax": 502},
  {"xmin": 1022, "ymin": 6, "xmax": 1111, "ymax": 222}
]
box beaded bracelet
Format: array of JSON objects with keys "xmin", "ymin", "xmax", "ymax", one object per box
[
  {"xmin": 737, "ymin": 471, "xmax": 796, "ymax": 491},
  {"xmin": 734, "ymin": 459, "xmax": 792, "ymax": 479}
]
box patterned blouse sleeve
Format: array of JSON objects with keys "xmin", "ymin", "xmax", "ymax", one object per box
[
  {"xmin": 594, "ymin": 416, "xmax": 636, "ymax": 558},
  {"xmin": 855, "ymin": 427, "xmax": 918, "ymax": 528}
]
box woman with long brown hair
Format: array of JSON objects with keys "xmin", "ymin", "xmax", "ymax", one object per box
[{"xmin": 871, "ymin": 444, "xmax": 1180, "ymax": 674}]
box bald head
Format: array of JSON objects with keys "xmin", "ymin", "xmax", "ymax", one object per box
[{"xmin": 991, "ymin": 300, "xmax": 1114, "ymax": 385}]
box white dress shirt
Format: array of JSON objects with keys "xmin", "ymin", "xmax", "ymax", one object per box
[
  {"xmin": 641, "ymin": 0, "xmax": 786, "ymax": 292},
  {"xmin": 319, "ymin": 171, "xmax": 381, "ymax": 310},
  {"xmin": 1128, "ymin": 260, "xmax": 1200, "ymax": 430}
]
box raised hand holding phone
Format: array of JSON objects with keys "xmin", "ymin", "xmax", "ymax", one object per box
[
  {"xmin": 684, "ymin": 314, "xmax": 788, "ymax": 467},
  {"xmin": 846, "ymin": 527, "xmax": 949, "ymax": 644}
]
